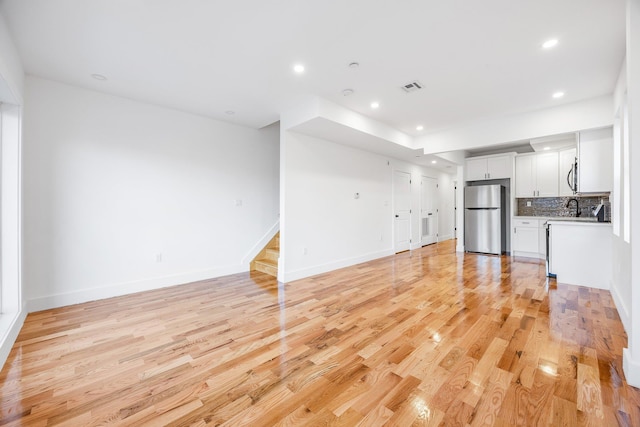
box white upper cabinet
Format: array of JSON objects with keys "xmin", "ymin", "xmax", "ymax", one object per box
[
  {"xmin": 487, "ymin": 156, "xmax": 512, "ymax": 179},
  {"xmin": 578, "ymin": 128, "xmax": 612, "ymax": 193},
  {"xmin": 515, "ymin": 155, "xmax": 535, "ymax": 197},
  {"xmin": 515, "ymin": 152, "xmax": 559, "ymax": 197},
  {"xmin": 536, "ymin": 152, "xmax": 559, "ymax": 197},
  {"xmin": 466, "ymin": 157, "xmax": 490, "ymax": 181},
  {"xmin": 465, "ymin": 154, "xmax": 512, "ymax": 181},
  {"xmin": 558, "ymin": 148, "xmax": 577, "ymax": 196}
]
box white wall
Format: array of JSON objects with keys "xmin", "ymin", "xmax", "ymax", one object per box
[
  {"xmin": 611, "ymin": 61, "xmax": 631, "ymax": 332},
  {"xmin": 0, "ymin": 11, "xmax": 22, "ymax": 104},
  {"xmin": 280, "ymin": 130, "xmax": 454, "ymax": 283},
  {"xmin": 0, "ymin": 10, "xmax": 24, "ymax": 371},
  {"xmin": 622, "ymin": 0, "xmax": 640, "ymax": 388},
  {"xmin": 436, "ymin": 172, "xmax": 456, "ymax": 241},
  {"xmin": 23, "ymin": 77, "xmax": 279, "ymax": 311}
]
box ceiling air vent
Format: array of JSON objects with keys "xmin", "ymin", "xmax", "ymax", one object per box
[{"xmin": 401, "ymin": 81, "xmax": 423, "ymax": 93}]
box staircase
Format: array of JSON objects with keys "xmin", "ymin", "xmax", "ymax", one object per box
[{"xmin": 250, "ymin": 232, "xmax": 279, "ymax": 277}]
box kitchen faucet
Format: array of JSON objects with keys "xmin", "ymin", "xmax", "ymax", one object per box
[{"xmin": 566, "ymin": 198, "xmax": 580, "ymax": 217}]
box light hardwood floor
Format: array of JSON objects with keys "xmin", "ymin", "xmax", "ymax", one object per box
[{"xmin": 1, "ymin": 240, "xmax": 639, "ymax": 426}]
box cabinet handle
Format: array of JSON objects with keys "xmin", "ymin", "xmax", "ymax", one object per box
[
  {"xmin": 522, "ymin": 222, "xmax": 530, "ymax": 224},
  {"xmin": 487, "ymin": 173, "xmax": 491, "ymax": 179}
]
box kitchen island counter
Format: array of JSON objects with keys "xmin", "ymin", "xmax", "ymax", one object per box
[{"xmin": 548, "ymin": 221, "xmax": 612, "ymax": 289}]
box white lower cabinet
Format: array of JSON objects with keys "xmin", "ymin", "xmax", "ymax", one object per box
[{"xmin": 512, "ymin": 218, "xmax": 548, "ymax": 259}]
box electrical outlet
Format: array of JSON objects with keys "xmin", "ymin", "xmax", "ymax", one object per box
[
  {"xmin": 156, "ymin": 253, "xmax": 163, "ymax": 263},
  {"xmin": 526, "ymin": 201, "xmax": 532, "ymax": 207}
]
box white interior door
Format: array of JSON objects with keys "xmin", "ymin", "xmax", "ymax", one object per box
[
  {"xmin": 421, "ymin": 176, "xmax": 438, "ymax": 246},
  {"xmin": 393, "ymin": 171, "xmax": 411, "ymax": 253}
]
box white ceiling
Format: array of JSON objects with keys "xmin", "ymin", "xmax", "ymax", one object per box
[{"xmin": 0, "ymin": 0, "xmax": 626, "ymax": 136}]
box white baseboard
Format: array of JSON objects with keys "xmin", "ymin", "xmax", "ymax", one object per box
[
  {"xmin": 410, "ymin": 242, "xmax": 422, "ymax": 251},
  {"xmin": 624, "ymin": 348, "xmax": 640, "ymax": 388},
  {"xmin": 27, "ymin": 264, "xmax": 248, "ymax": 313},
  {"xmin": 438, "ymin": 233, "xmax": 454, "ymax": 242},
  {"xmin": 610, "ymin": 282, "xmax": 630, "ymax": 335},
  {"xmin": 0, "ymin": 306, "xmax": 28, "ymax": 370},
  {"xmin": 241, "ymin": 221, "xmax": 279, "ymax": 265},
  {"xmin": 512, "ymin": 251, "xmax": 544, "ymax": 260},
  {"xmin": 282, "ymin": 249, "xmax": 395, "ymax": 283},
  {"xmin": 456, "ymin": 242, "xmax": 465, "ymax": 252}
]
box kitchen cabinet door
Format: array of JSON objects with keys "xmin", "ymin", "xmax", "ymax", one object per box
[
  {"xmin": 578, "ymin": 128, "xmax": 613, "ymax": 193},
  {"xmin": 486, "ymin": 155, "xmax": 511, "ymax": 179},
  {"xmin": 513, "ymin": 226, "xmax": 538, "ymax": 253},
  {"xmin": 515, "ymin": 155, "xmax": 535, "ymax": 197},
  {"xmin": 535, "ymin": 152, "xmax": 559, "ymax": 197},
  {"xmin": 465, "ymin": 158, "xmax": 488, "ymax": 181},
  {"xmin": 559, "ymin": 148, "xmax": 577, "ymax": 196}
]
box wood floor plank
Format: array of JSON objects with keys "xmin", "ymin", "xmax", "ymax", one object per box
[{"xmin": 1, "ymin": 239, "xmax": 639, "ymax": 425}]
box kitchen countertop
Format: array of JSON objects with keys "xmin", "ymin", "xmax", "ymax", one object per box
[
  {"xmin": 546, "ymin": 218, "xmax": 612, "ymax": 226},
  {"xmin": 515, "ymin": 215, "xmax": 610, "ymax": 224},
  {"xmin": 514, "ymin": 216, "xmax": 550, "ymax": 221}
]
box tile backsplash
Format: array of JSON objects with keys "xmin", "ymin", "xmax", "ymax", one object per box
[{"xmin": 516, "ymin": 195, "xmax": 611, "ymax": 220}]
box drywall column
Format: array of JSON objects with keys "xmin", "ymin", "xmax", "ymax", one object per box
[
  {"xmin": 623, "ymin": 0, "xmax": 640, "ymax": 387},
  {"xmin": 455, "ymin": 165, "xmax": 465, "ymax": 252}
]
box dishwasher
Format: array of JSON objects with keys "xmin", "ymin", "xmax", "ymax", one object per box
[{"xmin": 545, "ymin": 221, "xmax": 556, "ymax": 278}]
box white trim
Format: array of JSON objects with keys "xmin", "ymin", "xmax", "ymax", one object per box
[
  {"xmin": 0, "ymin": 307, "xmax": 27, "ymax": 370},
  {"xmin": 282, "ymin": 249, "xmax": 394, "ymax": 283},
  {"xmin": 611, "ymin": 281, "xmax": 631, "ymax": 335},
  {"xmin": 241, "ymin": 220, "xmax": 279, "ymax": 264},
  {"xmin": 624, "ymin": 348, "xmax": 640, "ymax": 388},
  {"xmin": 27, "ymin": 264, "xmax": 247, "ymax": 313},
  {"xmin": 511, "ymin": 251, "xmax": 545, "ymax": 260},
  {"xmin": 410, "ymin": 242, "xmax": 422, "ymax": 251},
  {"xmin": 438, "ymin": 234, "xmax": 454, "ymax": 242}
]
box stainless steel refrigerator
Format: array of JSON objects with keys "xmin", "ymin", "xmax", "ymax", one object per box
[{"xmin": 464, "ymin": 185, "xmax": 506, "ymax": 255}]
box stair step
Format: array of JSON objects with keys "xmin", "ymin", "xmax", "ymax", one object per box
[
  {"xmin": 265, "ymin": 248, "xmax": 279, "ymax": 262},
  {"xmin": 254, "ymin": 259, "xmax": 277, "ymax": 277}
]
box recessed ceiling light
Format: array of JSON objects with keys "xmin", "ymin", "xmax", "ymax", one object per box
[
  {"xmin": 543, "ymin": 146, "xmax": 551, "ymax": 150},
  {"xmin": 349, "ymin": 62, "xmax": 359, "ymax": 69},
  {"xmin": 293, "ymin": 64, "xmax": 305, "ymax": 74},
  {"xmin": 416, "ymin": 125, "xmax": 424, "ymax": 131},
  {"xmin": 431, "ymin": 160, "xmax": 437, "ymax": 164},
  {"xmin": 91, "ymin": 73, "xmax": 107, "ymax": 81},
  {"xmin": 370, "ymin": 102, "xmax": 379, "ymax": 109},
  {"xmin": 542, "ymin": 39, "xmax": 559, "ymax": 49},
  {"xmin": 342, "ymin": 89, "xmax": 354, "ymax": 96},
  {"xmin": 552, "ymin": 91, "xmax": 565, "ymax": 99},
  {"xmin": 225, "ymin": 110, "xmax": 235, "ymax": 115}
]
